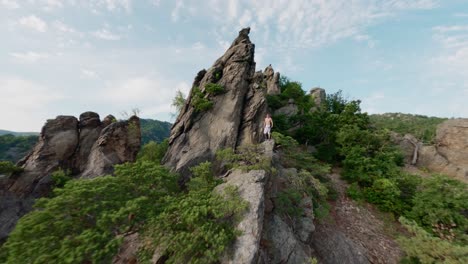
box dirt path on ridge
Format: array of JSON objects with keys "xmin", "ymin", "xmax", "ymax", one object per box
[{"xmin": 318, "ymin": 170, "xmax": 405, "ymax": 264}]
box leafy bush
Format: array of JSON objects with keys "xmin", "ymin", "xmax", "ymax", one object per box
[
  {"xmin": 142, "ymin": 162, "xmax": 247, "ymax": 264},
  {"xmin": 397, "ymin": 217, "xmax": 468, "ymax": 263},
  {"xmin": 272, "ymin": 132, "xmax": 330, "ymax": 177},
  {"xmin": 406, "ymin": 175, "xmax": 468, "ymax": 244},
  {"xmin": 171, "ymin": 90, "xmax": 186, "ymax": 114},
  {"xmin": 0, "ymin": 161, "xmax": 23, "ymax": 175},
  {"xmin": 347, "ymin": 182, "xmax": 364, "ymax": 200},
  {"xmin": 51, "ymin": 168, "xmax": 71, "ymax": 188},
  {"xmin": 266, "ymin": 94, "xmax": 284, "ymax": 111},
  {"xmin": 205, "ymin": 83, "xmax": 225, "ymax": 95},
  {"xmin": 216, "ymin": 144, "xmax": 271, "ymax": 172},
  {"xmin": 137, "ymin": 139, "xmax": 169, "ymax": 163},
  {"xmin": 364, "ymin": 178, "xmax": 401, "ymax": 212},
  {"xmin": 1, "ymin": 162, "xmax": 179, "ymax": 264},
  {"xmin": 276, "ymin": 188, "xmax": 304, "ymax": 217},
  {"xmin": 191, "ymin": 87, "xmax": 214, "ymax": 112}
]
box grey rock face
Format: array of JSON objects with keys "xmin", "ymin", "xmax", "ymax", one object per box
[
  {"xmin": 274, "ymin": 99, "xmax": 298, "ymax": 116},
  {"xmin": 81, "ymin": 116, "xmax": 141, "ymax": 178},
  {"xmin": 310, "ymin": 225, "xmax": 370, "ymax": 264},
  {"xmin": 310, "ymin": 87, "xmax": 326, "ymax": 112},
  {"xmin": 0, "ymin": 113, "xmax": 140, "ymax": 243},
  {"xmin": 163, "ymin": 28, "xmax": 269, "ymax": 182},
  {"xmin": 217, "ymin": 169, "xmax": 268, "ymax": 264},
  {"xmin": 393, "ymin": 119, "xmax": 468, "ymax": 182},
  {"xmin": 262, "ymin": 215, "xmax": 312, "ymax": 264},
  {"xmin": 264, "ymin": 65, "xmax": 281, "ymax": 95}
]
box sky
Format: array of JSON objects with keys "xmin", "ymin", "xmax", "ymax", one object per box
[{"xmin": 0, "ymin": 0, "xmax": 467, "ymax": 131}]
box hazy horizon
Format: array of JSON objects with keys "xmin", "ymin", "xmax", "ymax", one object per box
[{"xmin": 1, "ymin": 0, "xmax": 467, "ymax": 131}]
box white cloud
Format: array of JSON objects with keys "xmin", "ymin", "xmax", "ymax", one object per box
[
  {"xmin": 0, "ymin": 76, "xmax": 63, "ymax": 131},
  {"xmin": 53, "ymin": 20, "xmax": 76, "ymax": 33},
  {"xmin": 454, "ymin": 13, "xmax": 468, "ymax": 18},
  {"xmin": 192, "ymin": 42, "xmax": 204, "ymax": 50},
  {"xmin": 171, "ymin": 0, "xmax": 185, "ymax": 22},
  {"xmin": 431, "ymin": 24, "xmax": 468, "ymax": 75},
  {"xmin": 10, "ymin": 52, "xmax": 49, "ymax": 63},
  {"xmin": 1, "ymin": 0, "xmax": 19, "ymax": 9},
  {"xmin": 354, "ymin": 34, "xmax": 376, "ymax": 48},
  {"xmin": 41, "ymin": 0, "xmax": 63, "ymax": 11},
  {"xmin": 18, "ymin": 15, "xmax": 48, "ymax": 32},
  {"xmin": 80, "ymin": 69, "xmax": 98, "ymax": 79},
  {"xmin": 92, "ymin": 29, "xmax": 122, "ymax": 40},
  {"xmin": 174, "ymin": 0, "xmax": 438, "ymax": 52}
]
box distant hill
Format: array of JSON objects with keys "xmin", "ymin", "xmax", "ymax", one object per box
[
  {"xmin": 0, "ymin": 130, "xmax": 39, "ymax": 136},
  {"xmin": 370, "ymin": 113, "xmax": 448, "ymax": 143},
  {"xmin": 140, "ymin": 118, "xmax": 172, "ymax": 145},
  {"xmin": 0, "ymin": 134, "xmax": 39, "ymax": 162}
]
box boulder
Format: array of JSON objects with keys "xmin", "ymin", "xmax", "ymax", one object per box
[
  {"xmin": 81, "ymin": 116, "xmax": 141, "ymax": 178},
  {"xmin": 310, "ymin": 225, "xmax": 370, "ymax": 264},
  {"xmin": 73, "ymin": 112, "xmax": 103, "ymax": 172},
  {"xmin": 274, "ymin": 99, "xmax": 298, "ymax": 116},
  {"xmin": 394, "ymin": 119, "xmax": 468, "ymax": 182}
]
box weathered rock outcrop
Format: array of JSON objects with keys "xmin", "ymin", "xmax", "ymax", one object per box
[
  {"xmin": 163, "ymin": 28, "xmax": 270, "ymax": 181},
  {"xmin": 0, "ymin": 113, "xmax": 140, "ymax": 243},
  {"xmin": 310, "ymin": 87, "xmax": 326, "ymax": 112},
  {"xmin": 274, "ymin": 98, "xmax": 298, "ymax": 117},
  {"xmin": 393, "ymin": 119, "xmax": 468, "ymax": 182},
  {"xmin": 264, "ymin": 65, "xmax": 281, "ymax": 95}
]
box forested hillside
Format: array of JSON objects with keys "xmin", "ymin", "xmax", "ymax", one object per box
[
  {"xmin": 140, "ymin": 119, "xmax": 171, "ymax": 145},
  {"xmin": 370, "ymin": 113, "xmax": 448, "ymax": 143},
  {"xmin": 0, "ymin": 134, "xmax": 38, "ymax": 162}
]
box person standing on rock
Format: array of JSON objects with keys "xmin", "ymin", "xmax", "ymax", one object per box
[{"xmin": 263, "ymin": 114, "xmax": 274, "ymax": 140}]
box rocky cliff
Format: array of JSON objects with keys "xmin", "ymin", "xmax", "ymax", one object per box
[
  {"xmin": 159, "ymin": 28, "xmax": 369, "ymax": 264},
  {"xmin": 393, "ymin": 118, "xmax": 468, "ymax": 183},
  {"xmin": 163, "ymin": 28, "xmax": 281, "ymax": 183},
  {"xmin": 0, "ymin": 112, "xmax": 140, "ymax": 243}
]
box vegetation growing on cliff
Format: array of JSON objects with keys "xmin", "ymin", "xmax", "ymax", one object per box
[
  {"xmin": 1, "ymin": 150, "xmax": 246, "ymax": 264},
  {"xmin": 266, "ymin": 76, "xmax": 468, "ymax": 262}
]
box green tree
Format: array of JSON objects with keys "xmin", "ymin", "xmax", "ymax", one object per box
[
  {"xmin": 397, "ymin": 217, "xmax": 468, "ymax": 263},
  {"xmin": 172, "ymin": 90, "xmax": 186, "ymax": 114}
]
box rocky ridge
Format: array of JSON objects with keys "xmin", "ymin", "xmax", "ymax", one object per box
[{"xmin": 0, "ymin": 112, "xmax": 140, "ymax": 243}]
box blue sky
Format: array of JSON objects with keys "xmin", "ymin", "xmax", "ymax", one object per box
[{"xmin": 0, "ymin": 0, "xmax": 467, "ymax": 131}]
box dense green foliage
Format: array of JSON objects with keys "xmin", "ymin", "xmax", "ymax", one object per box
[
  {"xmin": 271, "ymin": 132, "xmax": 332, "ymax": 218},
  {"xmin": 0, "ymin": 134, "xmax": 38, "ymax": 162},
  {"xmin": 137, "ymin": 139, "xmax": 169, "ymax": 163},
  {"xmin": 191, "ymin": 87, "xmax": 214, "ymax": 112},
  {"xmin": 142, "ymin": 162, "xmax": 247, "ymax": 264},
  {"xmin": 216, "ymin": 144, "xmax": 271, "ymax": 172},
  {"xmin": 370, "ymin": 113, "xmax": 447, "ymax": 143},
  {"xmin": 266, "ymin": 77, "xmax": 467, "ymax": 263},
  {"xmin": 1, "ymin": 162, "xmax": 179, "ymax": 263},
  {"xmin": 171, "ymin": 90, "xmax": 186, "ymax": 114},
  {"xmin": 398, "ymin": 217, "xmax": 468, "ymax": 264},
  {"xmin": 140, "ymin": 119, "xmax": 171, "ymax": 145},
  {"xmin": 1, "ymin": 156, "xmax": 246, "ymax": 264},
  {"xmin": 50, "ymin": 168, "xmax": 72, "ymax": 188},
  {"xmin": 0, "ymin": 161, "xmax": 23, "ymax": 175},
  {"xmin": 205, "ymin": 83, "xmax": 225, "ymax": 95},
  {"xmin": 407, "ymin": 175, "xmax": 468, "ymax": 244}
]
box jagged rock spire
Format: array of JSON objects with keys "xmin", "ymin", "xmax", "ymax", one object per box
[{"xmin": 163, "ymin": 28, "xmax": 270, "ymax": 182}]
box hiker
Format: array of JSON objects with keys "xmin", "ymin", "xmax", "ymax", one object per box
[{"xmin": 263, "ymin": 114, "xmax": 273, "ymax": 140}]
